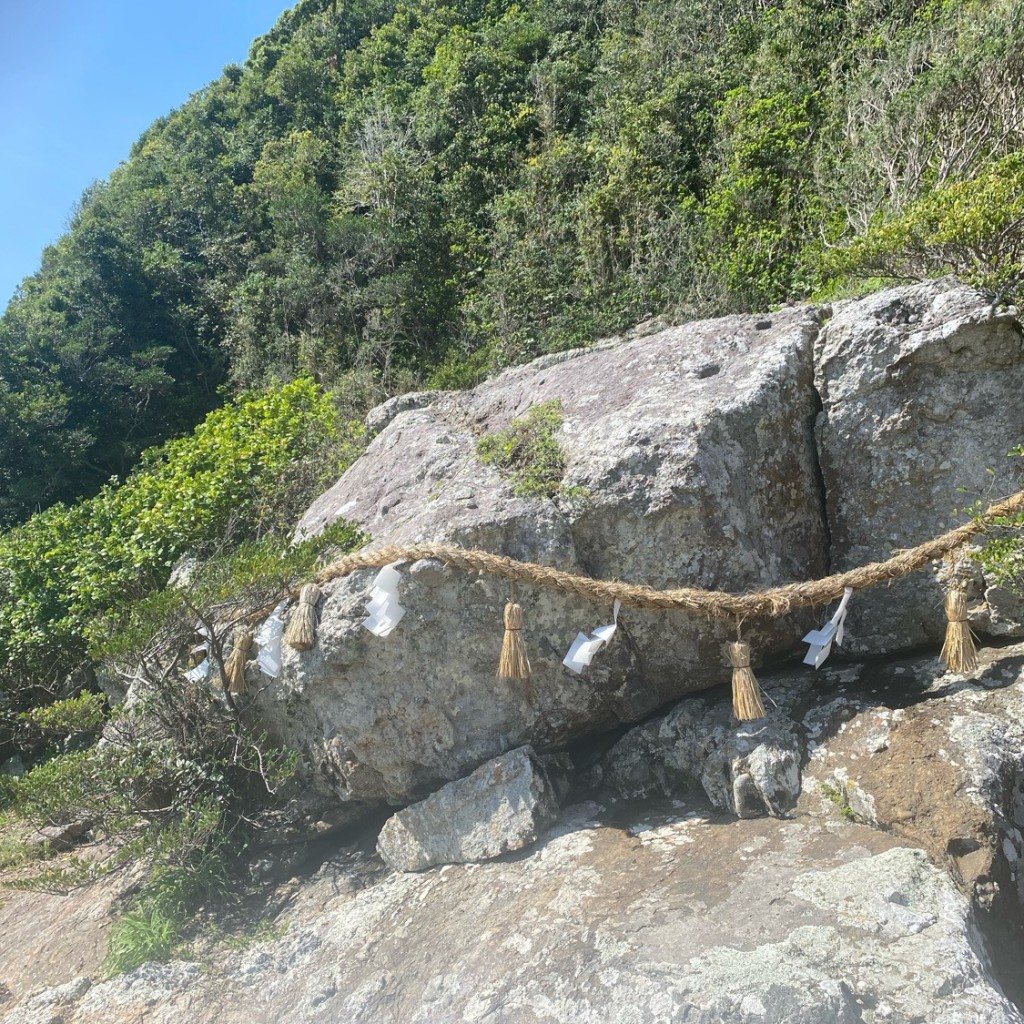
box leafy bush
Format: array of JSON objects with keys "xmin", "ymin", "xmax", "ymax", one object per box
[
  {"xmin": 89, "ymin": 518, "xmax": 364, "ymax": 678},
  {"xmin": 17, "ymin": 693, "xmax": 106, "ymax": 753},
  {"xmin": 2, "ymin": 516, "xmax": 363, "ymax": 972},
  {"xmin": 477, "ymin": 400, "xmax": 567, "ymax": 498},
  {"xmin": 831, "ymin": 152, "xmax": 1024, "ymax": 302},
  {"xmin": 0, "ymin": 378, "xmax": 361, "ymax": 710}
]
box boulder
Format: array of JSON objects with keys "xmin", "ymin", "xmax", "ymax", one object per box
[
  {"xmin": 271, "ymin": 306, "xmax": 828, "ymax": 808},
  {"xmin": 376, "ymin": 745, "xmax": 568, "ymax": 872},
  {"xmin": 258, "ymin": 280, "xmax": 1024, "ymax": 817},
  {"xmin": 600, "ymin": 689, "xmax": 803, "ymax": 818},
  {"xmin": 814, "ymin": 279, "xmax": 1024, "ymax": 653}
]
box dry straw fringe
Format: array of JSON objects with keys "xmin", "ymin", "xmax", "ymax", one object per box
[
  {"xmin": 728, "ymin": 641, "xmax": 766, "ymax": 721},
  {"xmin": 941, "ymin": 585, "xmax": 979, "ymax": 674},
  {"xmin": 497, "ymin": 601, "xmax": 531, "ymax": 680},
  {"xmin": 224, "ymin": 629, "xmax": 254, "ymax": 694},
  {"xmin": 284, "ymin": 583, "xmax": 322, "ymax": 651}
]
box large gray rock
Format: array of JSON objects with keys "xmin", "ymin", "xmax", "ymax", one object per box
[
  {"xmin": 815, "ymin": 279, "xmax": 1024, "ymax": 653},
  {"xmin": 262, "ymin": 280, "xmax": 1024, "ymax": 817},
  {"xmin": 272, "ymin": 306, "xmax": 828, "ymax": 808},
  {"xmin": 376, "ymin": 745, "xmax": 567, "ymax": 872}
]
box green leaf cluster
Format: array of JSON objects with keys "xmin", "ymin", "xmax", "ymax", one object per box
[
  {"xmin": 970, "ymin": 447, "xmax": 1024, "ymax": 593},
  {"xmin": 477, "ymin": 400, "xmax": 567, "ymax": 498},
  {"xmin": 830, "ymin": 152, "xmax": 1024, "ymax": 300},
  {"xmin": 0, "ymin": 378, "xmax": 358, "ymax": 704}
]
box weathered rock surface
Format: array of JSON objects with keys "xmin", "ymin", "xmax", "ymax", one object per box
[
  {"xmin": 601, "ymin": 687, "xmax": 803, "ymax": 819},
  {"xmin": 10, "ymin": 807, "xmax": 1019, "ymax": 1024},
  {"xmin": 601, "ymin": 641, "xmax": 1024, "ymax": 918},
  {"xmin": 376, "ymin": 745, "xmax": 568, "ymax": 871},
  {"xmin": 274, "ymin": 305, "xmax": 829, "ymax": 809},
  {"xmin": 815, "ymin": 279, "xmax": 1024, "ymax": 653},
  {"xmin": 0, "ymin": 868, "xmax": 127, "ymax": 1010}
]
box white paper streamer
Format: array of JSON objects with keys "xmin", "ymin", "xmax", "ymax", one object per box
[
  {"xmin": 185, "ymin": 624, "xmax": 212, "ymax": 682},
  {"xmin": 802, "ymin": 587, "xmax": 853, "ymax": 669},
  {"xmin": 362, "ymin": 564, "xmax": 406, "ymax": 638},
  {"xmin": 185, "ymin": 658, "xmax": 210, "ymax": 683},
  {"xmin": 255, "ymin": 601, "xmax": 288, "ymax": 678},
  {"xmin": 563, "ymin": 600, "xmax": 621, "ymax": 674}
]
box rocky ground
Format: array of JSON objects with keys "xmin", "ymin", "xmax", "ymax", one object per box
[{"xmin": 5, "ymin": 639, "xmax": 1024, "ymax": 1023}]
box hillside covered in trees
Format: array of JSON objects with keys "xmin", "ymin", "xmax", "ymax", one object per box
[{"xmin": 1, "ymin": 0, "xmax": 1022, "ymax": 523}]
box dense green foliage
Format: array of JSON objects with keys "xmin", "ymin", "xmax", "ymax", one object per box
[
  {"xmin": 0, "ymin": 378, "xmax": 358, "ymax": 728},
  {"xmin": 3, "ymin": 0, "xmax": 1023, "ymax": 522}
]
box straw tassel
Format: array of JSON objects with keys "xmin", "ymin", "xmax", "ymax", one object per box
[
  {"xmin": 728, "ymin": 640, "xmax": 766, "ymax": 721},
  {"xmin": 224, "ymin": 629, "xmax": 254, "ymax": 694},
  {"xmin": 497, "ymin": 601, "xmax": 531, "ymax": 680},
  {"xmin": 284, "ymin": 583, "xmax": 321, "ymax": 652},
  {"xmin": 941, "ymin": 584, "xmax": 978, "ymax": 674}
]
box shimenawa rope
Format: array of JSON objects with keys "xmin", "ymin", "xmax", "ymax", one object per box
[
  {"xmin": 237, "ymin": 489, "xmax": 1024, "ymax": 716},
  {"xmin": 249, "ymin": 488, "xmax": 1024, "ymax": 621}
]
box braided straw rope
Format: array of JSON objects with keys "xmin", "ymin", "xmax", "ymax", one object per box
[{"xmin": 245, "ymin": 489, "xmax": 1024, "ymax": 625}]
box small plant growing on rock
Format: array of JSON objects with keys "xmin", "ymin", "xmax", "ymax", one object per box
[
  {"xmin": 817, "ymin": 780, "xmax": 864, "ymax": 824},
  {"xmin": 477, "ymin": 400, "xmax": 570, "ymax": 499},
  {"xmin": 957, "ymin": 448, "xmax": 1024, "ymax": 595}
]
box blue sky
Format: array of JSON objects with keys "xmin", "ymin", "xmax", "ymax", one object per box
[{"xmin": 0, "ymin": 0, "xmax": 290, "ymax": 308}]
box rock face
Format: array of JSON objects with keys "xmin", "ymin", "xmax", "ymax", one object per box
[
  {"xmin": 13, "ymin": 608, "xmax": 1024, "ymax": 1024},
  {"xmin": 601, "ymin": 688, "xmax": 803, "ymax": 819},
  {"xmin": 815, "ymin": 280, "xmax": 1024, "ymax": 653},
  {"xmin": 275, "ymin": 304, "xmax": 829, "ymax": 808},
  {"xmin": 13, "ymin": 641, "xmax": 1024, "ymax": 1024},
  {"xmin": 376, "ymin": 745, "xmax": 568, "ymax": 872}
]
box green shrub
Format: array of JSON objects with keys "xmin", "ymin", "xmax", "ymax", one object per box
[
  {"xmin": 0, "ymin": 379, "xmax": 362, "ymax": 709},
  {"xmin": 18, "ymin": 693, "xmax": 106, "ymax": 754},
  {"xmin": 477, "ymin": 401, "xmax": 568, "ymax": 498},
  {"xmin": 87, "ymin": 518, "xmax": 364, "ymax": 670},
  {"xmin": 2, "ymin": 516, "xmax": 366, "ymax": 973},
  {"xmin": 830, "ymin": 152, "xmax": 1024, "ymax": 302}
]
